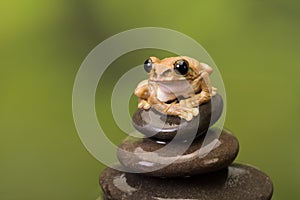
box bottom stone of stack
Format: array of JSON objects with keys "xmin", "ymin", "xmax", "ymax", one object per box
[{"xmin": 99, "ymin": 163, "xmax": 273, "ymax": 200}]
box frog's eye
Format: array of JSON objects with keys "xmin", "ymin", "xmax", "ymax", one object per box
[
  {"xmin": 144, "ymin": 58, "xmax": 153, "ymax": 73},
  {"xmin": 174, "ymin": 59, "xmax": 189, "ymax": 75}
]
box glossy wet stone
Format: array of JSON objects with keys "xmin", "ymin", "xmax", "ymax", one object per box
[
  {"xmin": 117, "ymin": 129, "xmax": 239, "ymax": 177},
  {"xmin": 132, "ymin": 94, "xmax": 223, "ymax": 140},
  {"xmin": 100, "ymin": 163, "xmax": 273, "ymax": 200}
]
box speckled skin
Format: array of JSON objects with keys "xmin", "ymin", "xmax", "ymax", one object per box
[
  {"xmin": 117, "ymin": 129, "xmax": 239, "ymax": 177},
  {"xmin": 135, "ymin": 56, "xmax": 217, "ymax": 121},
  {"xmin": 99, "ymin": 164, "xmax": 273, "ymax": 200}
]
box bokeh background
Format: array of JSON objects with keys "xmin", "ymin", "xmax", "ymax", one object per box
[{"xmin": 1, "ymin": 0, "xmax": 299, "ymax": 199}]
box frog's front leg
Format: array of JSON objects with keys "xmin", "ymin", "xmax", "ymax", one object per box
[
  {"xmin": 147, "ymin": 86, "xmax": 200, "ymax": 121},
  {"xmin": 179, "ymin": 71, "xmax": 214, "ymax": 110},
  {"xmin": 137, "ymin": 98, "xmax": 151, "ymax": 110},
  {"xmin": 169, "ymin": 104, "xmax": 199, "ymax": 121},
  {"xmin": 151, "ymin": 100, "xmax": 199, "ymax": 121},
  {"xmin": 135, "ymin": 80, "xmax": 151, "ymax": 110}
]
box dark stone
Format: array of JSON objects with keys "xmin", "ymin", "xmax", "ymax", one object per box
[
  {"xmin": 117, "ymin": 129, "xmax": 239, "ymax": 177},
  {"xmin": 100, "ymin": 163, "xmax": 273, "ymax": 200},
  {"xmin": 132, "ymin": 94, "xmax": 223, "ymax": 140}
]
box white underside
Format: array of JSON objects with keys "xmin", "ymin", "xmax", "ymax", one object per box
[{"xmin": 155, "ymin": 81, "xmax": 195, "ymax": 102}]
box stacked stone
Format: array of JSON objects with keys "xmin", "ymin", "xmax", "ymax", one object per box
[{"xmin": 100, "ymin": 94, "xmax": 273, "ymax": 200}]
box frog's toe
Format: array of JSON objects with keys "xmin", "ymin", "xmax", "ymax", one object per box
[
  {"xmin": 185, "ymin": 101, "xmax": 193, "ymax": 108},
  {"xmin": 180, "ymin": 111, "xmax": 193, "ymax": 121},
  {"xmin": 211, "ymin": 87, "xmax": 217, "ymax": 96},
  {"xmin": 143, "ymin": 103, "xmax": 151, "ymax": 110},
  {"xmin": 190, "ymin": 100, "xmax": 199, "ymax": 107},
  {"xmin": 179, "ymin": 100, "xmax": 186, "ymax": 107},
  {"xmin": 186, "ymin": 112, "xmax": 193, "ymax": 121},
  {"xmin": 191, "ymin": 108, "xmax": 199, "ymax": 116},
  {"xmin": 138, "ymin": 100, "xmax": 151, "ymax": 110},
  {"xmin": 138, "ymin": 102, "xmax": 143, "ymax": 108},
  {"xmin": 138, "ymin": 101, "xmax": 146, "ymax": 108},
  {"xmin": 180, "ymin": 99, "xmax": 194, "ymax": 109}
]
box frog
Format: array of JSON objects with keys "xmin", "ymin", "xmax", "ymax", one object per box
[{"xmin": 134, "ymin": 56, "xmax": 217, "ymax": 121}]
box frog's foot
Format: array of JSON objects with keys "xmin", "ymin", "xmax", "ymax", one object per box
[
  {"xmin": 158, "ymin": 102, "xmax": 196, "ymax": 121},
  {"xmin": 138, "ymin": 99, "xmax": 151, "ymax": 110},
  {"xmin": 179, "ymin": 98, "xmax": 199, "ymax": 109},
  {"xmin": 177, "ymin": 99, "xmax": 200, "ymax": 121},
  {"xmin": 211, "ymin": 87, "xmax": 217, "ymax": 96},
  {"xmin": 179, "ymin": 99, "xmax": 199, "ymax": 121},
  {"xmin": 179, "ymin": 108, "xmax": 199, "ymax": 121}
]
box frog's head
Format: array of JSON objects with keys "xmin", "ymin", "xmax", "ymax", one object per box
[
  {"xmin": 143, "ymin": 56, "xmax": 213, "ymax": 99},
  {"xmin": 144, "ymin": 56, "xmax": 212, "ymax": 82}
]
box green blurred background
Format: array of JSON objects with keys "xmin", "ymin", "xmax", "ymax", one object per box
[{"xmin": 1, "ymin": 0, "xmax": 299, "ymax": 199}]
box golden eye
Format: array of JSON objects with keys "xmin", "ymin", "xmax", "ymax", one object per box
[{"xmin": 174, "ymin": 59, "xmax": 189, "ymax": 75}]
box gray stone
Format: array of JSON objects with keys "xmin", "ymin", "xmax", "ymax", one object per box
[
  {"xmin": 132, "ymin": 94, "xmax": 223, "ymax": 140},
  {"xmin": 99, "ymin": 163, "xmax": 273, "ymax": 200},
  {"xmin": 117, "ymin": 129, "xmax": 239, "ymax": 177}
]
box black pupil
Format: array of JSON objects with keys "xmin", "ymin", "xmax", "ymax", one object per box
[
  {"xmin": 174, "ymin": 60, "xmax": 189, "ymax": 75},
  {"xmin": 144, "ymin": 59, "xmax": 152, "ymax": 73}
]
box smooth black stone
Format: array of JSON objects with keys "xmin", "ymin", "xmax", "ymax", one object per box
[
  {"xmin": 132, "ymin": 94, "xmax": 223, "ymax": 140},
  {"xmin": 100, "ymin": 163, "xmax": 273, "ymax": 200},
  {"xmin": 117, "ymin": 129, "xmax": 239, "ymax": 177}
]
